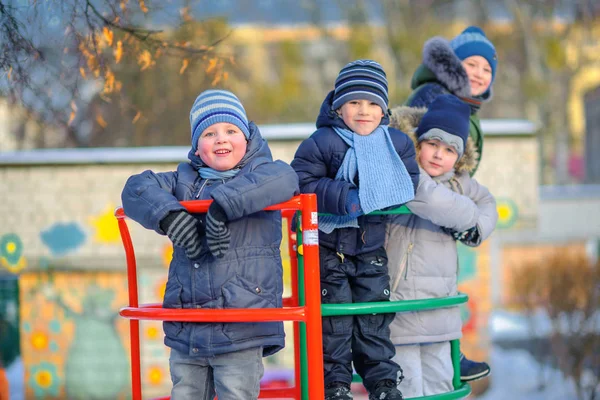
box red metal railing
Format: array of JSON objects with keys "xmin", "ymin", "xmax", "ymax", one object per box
[{"xmin": 115, "ymin": 194, "xmax": 324, "ymax": 400}]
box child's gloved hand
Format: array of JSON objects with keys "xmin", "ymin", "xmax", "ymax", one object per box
[
  {"xmin": 345, "ymin": 189, "xmax": 363, "ymax": 218},
  {"xmin": 160, "ymin": 210, "xmax": 205, "ymax": 259},
  {"xmin": 206, "ymin": 201, "xmax": 231, "ymax": 258},
  {"xmin": 442, "ymin": 225, "xmax": 480, "ymax": 243}
]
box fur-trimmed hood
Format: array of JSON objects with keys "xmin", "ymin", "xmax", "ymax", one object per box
[
  {"xmin": 416, "ymin": 37, "xmax": 492, "ymax": 101},
  {"xmin": 389, "ymin": 105, "xmax": 478, "ymax": 174}
]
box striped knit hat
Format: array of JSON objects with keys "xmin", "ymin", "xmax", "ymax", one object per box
[
  {"xmin": 450, "ymin": 26, "xmax": 497, "ymax": 87},
  {"xmin": 332, "ymin": 59, "xmax": 389, "ymax": 113},
  {"xmin": 190, "ymin": 89, "xmax": 250, "ymax": 151}
]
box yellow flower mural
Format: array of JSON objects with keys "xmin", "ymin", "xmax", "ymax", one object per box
[
  {"xmin": 496, "ymin": 198, "xmax": 519, "ymax": 229},
  {"xmin": 29, "ymin": 362, "xmax": 60, "ymax": 398},
  {"xmin": 146, "ymin": 325, "xmax": 161, "ymax": 340},
  {"xmin": 147, "ymin": 366, "xmax": 164, "ymax": 386},
  {"xmin": 30, "ymin": 331, "xmax": 49, "ymax": 351},
  {"xmin": 89, "ymin": 204, "xmax": 121, "ymax": 243},
  {"xmin": 0, "ymin": 233, "xmax": 27, "ymax": 273}
]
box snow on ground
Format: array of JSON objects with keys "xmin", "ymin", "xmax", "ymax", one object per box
[
  {"xmin": 477, "ymin": 346, "xmax": 580, "ymax": 400},
  {"xmin": 479, "ymin": 310, "xmax": 598, "ymax": 400}
]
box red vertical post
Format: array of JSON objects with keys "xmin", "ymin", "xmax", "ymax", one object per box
[
  {"xmin": 116, "ymin": 211, "xmax": 143, "ymax": 400},
  {"xmin": 300, "ymin": 194, "xmax": 325, "ymax": 399},
  {"xmin": 285, "ymin": 213, "xmax": 302, "ymax": 400}
]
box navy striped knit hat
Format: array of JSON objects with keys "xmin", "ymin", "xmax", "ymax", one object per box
[
  {"xmin": 190, "ymin": 89, "xmax": 250, "ymax": 151},
  {"xmin": 332, "ymin": 59, "xmax": 389, "ymax": 113},
  {"xmin": 450, "ymin": 26, "xmax": 497, "ymax": 87}
]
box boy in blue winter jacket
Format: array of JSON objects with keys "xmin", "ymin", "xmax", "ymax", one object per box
[
  {"xmin": 291, "ymin": 60, "xmax": 420, "ymax": 400},
  {"xmin": 121, "ymin": 89, "xmax": 299, "ymax": 400}
]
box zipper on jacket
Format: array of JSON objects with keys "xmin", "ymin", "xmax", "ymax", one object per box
[
  {"xmin": 195, "ymin": 179, "xmax": 209, "ymax": 199},
  {"xmin": 391, "ymin": 243, "xmax": 414, "ymax": 292},
  {"xmin": 404, "ymin": 243, "xmax": 414, "ymax": 280}
]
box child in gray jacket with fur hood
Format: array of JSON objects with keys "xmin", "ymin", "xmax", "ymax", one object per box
[{"xmin": 385, "ymin": 94, "xmax": 498, "ymax": 397}]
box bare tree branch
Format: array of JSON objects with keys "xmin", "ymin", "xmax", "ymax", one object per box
[{"xmin": 0, "ymin": 0, "xmax": 233, "ymax": 148}]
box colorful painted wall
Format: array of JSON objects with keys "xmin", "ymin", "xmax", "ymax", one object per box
[
  {"xmin": 20, "ymin": 271, "xmax": 131, "ymax": 399},
  {"xmin": 15, "ymin": 236, "xmax": 297, "ymax": 399},
  {"xmin": 457, "ymin": 241, "xmax": 492, "ymax": 363}
]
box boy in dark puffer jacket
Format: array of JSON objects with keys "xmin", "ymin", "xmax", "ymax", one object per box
[
  {"xmin": 292, "ymin": 60, "xmax": 419, "ymax": 400},
  {"xmin": 122, "ymin": 89, "xmax": 299, "ymax": 400}
]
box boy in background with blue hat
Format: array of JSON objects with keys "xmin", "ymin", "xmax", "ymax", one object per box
[
  {"xmin": 292, "ymin": 59, "xmax": 420, "ymax": 400},
  {"xmin": 402, "ymin": 25, "xmax": 498, "ymax": 380},
  {"xmin": 386, "ymin": 94, "xmax": 498, "ymax": 396},
  {"xmin": 121, "ymin": 89, "xmax": 299, "ymax": 400},
  {"xmin": 405, "ymin": 26, "xmax": 498, "ymax": 177}
]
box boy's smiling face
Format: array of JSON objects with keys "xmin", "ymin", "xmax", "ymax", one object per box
[
  {"xmin": 195, "ymin": 122, "xmax": 247, "ymax": 171},
  {"xmin": 337, "ymin": 99, "xmax": 384, "ymax": 136},
  {"xmin": 462, "ymin": 55, "xmax": 492, "ymax": 96}
]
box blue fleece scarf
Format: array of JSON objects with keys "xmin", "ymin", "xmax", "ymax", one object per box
[
  {"xmin": 319, "ymin": 125, "xmax": 415, "ymax": 233},
  {"xmin": 198, "ymin": 167, "xmax": 239, "ymax": 180}
]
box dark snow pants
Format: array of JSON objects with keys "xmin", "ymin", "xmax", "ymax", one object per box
[{"xmin": 319, "ymin": 246, "xmax": 401, "ymax": 392}]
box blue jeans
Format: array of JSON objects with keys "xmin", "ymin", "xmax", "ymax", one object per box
[{"xmin": 169, "ymin": 346, "xmax": 264, "ymax": 400}]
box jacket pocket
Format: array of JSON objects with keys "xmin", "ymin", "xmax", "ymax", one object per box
[
  {"xmin": 163, "ymin": 272, "xmax": 184, "ymax": 308},
  {"xmin": 390, "ymin": 243, "xmax": 414, "ymax": 292},
  {"xmin": 221, "ymin": 275, "xmax": 279, "ymax": 342},
  {"xmin": 222, "ymin": 275, "xmax": 277, "ymax": 309}
]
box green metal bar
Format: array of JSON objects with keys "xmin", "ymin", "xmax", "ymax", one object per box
[
  {"xmin": 368, "ymin": 205, "xmax": 412, "ymax": 215},
  {"xmin": 319, "ymin": 205, "xmax": 411, "ymax": 217},
  {"xmin": 321, "ymin": 294, "xmax": 468, "ymax": 317},
  {"xmin": 450, "ymin": 340, "xmax": 461, "ymax": 390},
  {"xmin": 295, "ymin": 212, "xmax": 309, "ymax": 400}
]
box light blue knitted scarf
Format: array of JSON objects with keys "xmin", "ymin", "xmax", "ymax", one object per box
[
  {"xmin": 319, "ymin": 125, "xmax": 415, "ymax": 234},
  {"xmin": 198, "ymin": 167, "xmax": 239, "ymax": 180}
]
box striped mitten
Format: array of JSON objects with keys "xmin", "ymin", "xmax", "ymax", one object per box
[
  {"xmin": 160, "ymin": 211, "xmax": 204, "ymax": 259},
  {"xmin": 206, "ymin": 201, "xmax": 230, "ymax": 258}
]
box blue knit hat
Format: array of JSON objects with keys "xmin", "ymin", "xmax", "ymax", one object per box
[
  {"xmin": 415, "ymin": 94, "xmax": 470, "ymax": 158},
  {"xmin": 450, "ymin": 26, "xmax": 497, "ymax": 89},
  {"xmin": 190, "ymin": 89, "xmax": 250, "ymax": 151},
  {"xmin": 332, "ymin": 59, "xmax": 389, "ymax": 113}
]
